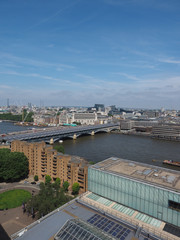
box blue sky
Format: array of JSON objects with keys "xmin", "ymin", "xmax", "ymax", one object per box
[{"xmin": 0, "ymin": 0, "xmax": 180, "ymax": 109}]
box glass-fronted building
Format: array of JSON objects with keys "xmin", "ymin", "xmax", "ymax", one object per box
[{"xmin": 88, "ymin": 158, "xmax": 180, "ymax": 227}]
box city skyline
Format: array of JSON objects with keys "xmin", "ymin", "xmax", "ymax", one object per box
[{"xmin": 0, "ymin": 0, "xmax": 180, "ymax": 108}]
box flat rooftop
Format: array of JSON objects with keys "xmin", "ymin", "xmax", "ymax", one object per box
[
  {"xmin": 12, "ymin": 195, "xmax": 179, "ymax": 240},
  {"xmin": 11, "ymin": 199, "xmax": 143, "ymax": 240},
  {"xmin": 91, "ymin": 158, "xmax": 180, "ymax": 192}
]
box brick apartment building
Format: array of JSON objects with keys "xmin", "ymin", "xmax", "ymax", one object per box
[{"xmin": 11, "ymin": 140, "xmax": 89, "ymax": 192}]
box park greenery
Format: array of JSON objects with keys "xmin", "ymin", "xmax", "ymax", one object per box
[
  {"xmin": 0, "ymin": 149, "xmax": 29, "ymax": 182},
  {"xmin": 0, "ymin": 110, "xmax": 34, "ymax": 122},
  {"xmin": 0, "ymin": 113, "xmax": 22, "ymax": 121},
  {"xmin": 53, "ymin": 145, "xmax": 65, "ymax": 154},
  {"xmin": 0, "ymin": 189, "xmax": 31, "ymax": 210},
  {"xmin": 26, "ymin": 179, "xmax": 73, "ymax": 218},
  {"xmin": 22, "ymin": 109, "xmax": 34, "ymax": 122}
]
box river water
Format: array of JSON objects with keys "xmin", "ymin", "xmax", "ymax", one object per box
[
  {"xmin": 59, "ymin": 133, "xmax": 180, "ymax": 171},
  {"xmin": 1, "ymin": 121, "xmax": 180, "ymax": 170},
  {"xmin": 0, "ymin": 121, "xmax": 39, "ymax": 134}
]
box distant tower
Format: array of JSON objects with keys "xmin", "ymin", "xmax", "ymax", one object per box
[
  {"xmin": 28, "ymin": 102, "xmax": 32, "ymax": 109},
  {"xmin": 7, "ymin": 98, "xmax": 9, "ymax": 108}
]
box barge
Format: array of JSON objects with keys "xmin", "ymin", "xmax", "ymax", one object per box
[{"xmin": 163, "ymin": 160, "xmax": 180, "ymax": 167}]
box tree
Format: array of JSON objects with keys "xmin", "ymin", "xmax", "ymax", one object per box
[
  {"xmin": 54, "ymin": 145, "xmax": 65, "ymax": 154},
  {"xmin": 72, "ymin": 182, "xmax": 80, "ymax": 195},
  {"xmin": 22, "ymin": 109, "xmax": 34, "ymax": 122},
  {"xmin": 63, "ymin": 181, "xmax": 69, "ymax": 192},
  {"xmin": 26, "ymin": 182, "xmax": 73, "ymax": 218},
  {"xmin": 45, "ymin": 175, "xmax": 51, "ymax": 184},
  {"xmin": 55, "ymin": 177, "xmax": 61, "ymax": 186},
  {"xmin": 0, "ymin": 113, "xmax": 22, "ymax": 121},
  {"xmin": 34, "ymin": 175, "xmax": 38, "ymax": 181},
  {"xmin": 0, "ymin": 149, "xmax": 29, "ymax": 182},
  {"xmin": 89, "ymin": 161, "xmax": 95, "ymax": 165},
  {"xmin": 72, "ymin": 121, "xmax": 81, "ymax": 125}
]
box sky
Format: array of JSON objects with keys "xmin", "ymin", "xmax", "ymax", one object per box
[{"xmin": 0, "ymin": 0, "xmax": 180, "ymax": 109}]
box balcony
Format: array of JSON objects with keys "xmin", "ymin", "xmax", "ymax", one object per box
[
  {"xmin": 41, "ymin": 165, "xmax": 47, "ymax": 168},
  {"xmin": 78, "ymin": 172, "xmax": 84, "ymax": 176},
  {"xmin": 41, "ymin": 160, "xmax": 47, "ymax": 163},
  {"xmin": 78, "ymin": 180, "xmax": 84, "ymax": 185}
]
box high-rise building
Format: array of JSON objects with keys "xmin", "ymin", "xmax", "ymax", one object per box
[
  {"xmin": 7, "ymin": 98, "xmax": 9, "ymax": 108},
  {"xmin": 94, "ymin": 104, "xmax": 105, "ymax": 112}
]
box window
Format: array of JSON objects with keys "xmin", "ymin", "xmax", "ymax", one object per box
[{"xmin": 168, "ymin": 200, "xmax": 180, "ymax": 211}]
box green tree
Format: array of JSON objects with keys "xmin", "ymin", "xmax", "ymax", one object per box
[
  {"xmin": 34, "ymin": 175, "xmax": 38, "ymax": 181},
  {"xmin": 89, "ymin": 161, "xmax": 95, "ymax": 165},
  {"xmin": 0, "ymin": 149, "xmax": 29, "ymax": 182},
  {"xmin": 26, "ymin": 182, "xmax": 72, "ymax": 218},
  {"xmin": 45, "ymin": 175, "xmax": 51, "ymax": 184},
  {"xmin": 72, "ymin": 182, "xmax": 80, "ymax": 195},
  {"xmin": 72, "ymin": 121, "xmax": 81, "ymax": 125},
  {"xmin": 54, "ymin": 145, "xmax": 65, "ymax": 154},
  {"xmin": 22, "ymin": 109, "xmax": 34, "ymax": 122},
  {"xmin": 0, "ymin": 113, "xmax": 22, "ymax": 121},
  {"xmin": 55, "ymin": 177, "xmax": 61, "ymax": 186},
  {"xmin": 63, "ymin": 181, "xmax": 69, "ymax": 192}
]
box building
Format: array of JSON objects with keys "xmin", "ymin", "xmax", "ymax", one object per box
[
  {"xmin": 87, "ymin": 157, "xmax": 180, "ymax": 228},
  {"xmin": 152, "ymin": 124, "xmax": 180, "ymax": 141},
  {"xmin": 94, "ymin": 104, "xmax": 105, "ymax": 112},
  {"xmin": 11, "ymin": 140, "xmax": 89, "ymax": 192},
  {"xmin": 72, "ymin": 112, "xmax": 98, "ymax": 125},
  {"xmin": 11, "ymin": 157, "xmax": 180, "ymax": 240}
]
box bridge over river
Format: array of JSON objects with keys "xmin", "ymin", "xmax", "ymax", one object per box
[{"xmin": 0, "ymin": 123, "xmax": 120, "ymax": 143}]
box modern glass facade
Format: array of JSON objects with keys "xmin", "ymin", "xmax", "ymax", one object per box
[{"xmin": 88, "ymin": 167, "xmax": 180, "ymax": 227}]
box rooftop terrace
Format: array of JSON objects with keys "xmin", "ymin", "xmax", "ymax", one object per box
[{"xmin": 91, "ymin": 157, "xmax": 180, "ymax": 192}]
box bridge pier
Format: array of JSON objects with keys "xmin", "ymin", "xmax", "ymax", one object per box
[
  {"xmin": 91, "ymin": 131, "xmax": 95, "ymax": 136},
  {"xmin": 50, "ymin": 138, "xmax": 54, "ymax": 144},
  {"xmin": 73, "ymin": 134, "xmax": 77, "ymax": 140}
]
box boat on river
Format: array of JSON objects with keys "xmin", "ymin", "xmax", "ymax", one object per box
[{"xmin": 163, "ymin": 160, "xmax": 180, "ymax": 167}]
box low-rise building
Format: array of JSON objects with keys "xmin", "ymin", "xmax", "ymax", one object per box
[
  {"xmin": 72, "ymin": 112, "xmax": 98, "ymax": 125},
  {"xmin": 88, "ymin": 157, "xmax": 180, "ymax": 227}
]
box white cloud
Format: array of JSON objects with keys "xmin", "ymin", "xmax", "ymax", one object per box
[
  {"xmin": 158, "ymin": 58, "xmax": 180, "ymax": 64},
  {"xmin": 0, "ymin": 53, "xmax": 75, "ymax": 70}
]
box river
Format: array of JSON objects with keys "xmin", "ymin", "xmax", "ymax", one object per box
[
  {"xmin": 0, "ymin": 121, "xmax": 39, "ymax": 134},
  {"xmin": 0, "ymin": 121, "xmax": 179, "ymax": 170},
  {"xmin": 57, "ymin": 133, "xmax": 180, "ymax": 171}
]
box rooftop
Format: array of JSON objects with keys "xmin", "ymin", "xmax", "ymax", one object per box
[
  {"xmin": 90, "ymin": 157, "xmax": 180, "ymax": 192},
  {"xmin": 12, "ymin": 196, "xmax": 179, "ymax": 240}
]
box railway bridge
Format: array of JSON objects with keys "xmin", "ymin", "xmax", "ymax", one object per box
[{"xmin": 0, "ymin": 123, "xmax": 120, "ymax": 143}]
